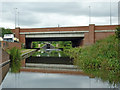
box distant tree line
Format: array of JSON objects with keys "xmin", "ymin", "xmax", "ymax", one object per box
[{"xmin": 0, "ymin": 27, "xmax": 13, "ymax": 37}]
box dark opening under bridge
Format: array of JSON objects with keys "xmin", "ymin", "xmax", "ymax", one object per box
[{"xmin": 11, "ymin": 24, "xmax": 119, "ymax": 48}]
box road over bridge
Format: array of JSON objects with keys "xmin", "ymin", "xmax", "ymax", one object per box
[{"xmin": 11, "ymin": 24, "xmax": 119, "ymax": 48}]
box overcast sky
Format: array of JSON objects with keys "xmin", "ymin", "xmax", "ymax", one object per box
[{"xmin": 0, "ymin": 0, "xmax": 119, "ymax": 29}]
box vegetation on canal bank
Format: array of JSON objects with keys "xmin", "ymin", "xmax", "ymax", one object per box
[
  {"xmin": 64, "ymin": 27, "xmax": 120, "ymax": 84},
  {"xmin": 9, "ymin": 47, "xmax": 21, "ymax": 73},
  {"xmin": 7, "ymin": 48, "xmax": 36, "ymax": 73},
  {"xmin": 65, "ymin": 28, "xmax": 120, "ymax": 71}
]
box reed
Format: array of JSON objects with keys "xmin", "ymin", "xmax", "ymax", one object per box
[{"xmin": 9, "ymin": 47, "xmax": 21, "ymax": 73}]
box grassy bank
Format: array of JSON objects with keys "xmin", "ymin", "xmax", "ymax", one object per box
[
  {"xmin": 65, "ymin": 35, "xmax": 119, "ymax": 71},
  {"xmin": 64, "ymin": 34, "xmax": 120, "ymax": 84}
]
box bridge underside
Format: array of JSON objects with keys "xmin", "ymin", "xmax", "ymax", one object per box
[{"xmin": 25, "ymin": 37, "xmax": 84, "ymax": 49}]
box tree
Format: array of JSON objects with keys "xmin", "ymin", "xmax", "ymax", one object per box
[
  {"xmin": 116, "ymin": 27, "xmax": 120, "ymax": 39},
  {"xmin": 116, "ymin": 27, "xmax": 120, "ymax": 62},
  {"xmin": 1, "ymin": 28, "xmax": 13, "ymax": 37}
]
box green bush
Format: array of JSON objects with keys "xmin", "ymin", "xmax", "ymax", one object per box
[
  {"xmin": 116, "ymin": 27, "xmax": 120, "ymax": 60},
  {"xmin": 116, "ymin": 27, "xmax": 120, "ymax": 39},
  {"xmin": 65, "ymin": 31, "xmax": 120, "ymax": 85},
  {"xmin": 65, "ymin": 35, "xmax": 119, "ymax": 71},
  {"xmin": 32, "ymin": 42, "xmax": 38, "ymax": 48}
]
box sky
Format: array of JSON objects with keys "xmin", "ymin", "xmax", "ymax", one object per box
[{"xmin": 0, "ymin": 0, "xmax": 120, "ymax": 29}]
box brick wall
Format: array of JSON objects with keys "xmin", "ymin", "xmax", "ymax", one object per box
[
  {"xmin": 11, "ymin": 24, "xmax": 120, "ymax": 46},
  {"xmin": 0, "ymin": 48, "xmax": 10, "ymax": 63},
  {"xmin": 0, "ymin": 48, "xmax": 10, "ymax": 84},
  {"xmin": 19, "ymin": 34, "xmax": 25, "ymax": 44},
  {"xmin": 95, "ymin": 32, "xmax": 115, "ymax": 42},
  {"xmin": 95, "ymin": 25, "xmax": 118, "ymax": 30},
  {"xmin": 0, "ymin": 63, "xmax": 10, "ymax": 84},
  {"xmin": 11, "ymin": 25, "xmax": 118, "ymax": 33},
  {"xmin": 1, "ymin": 41, "xmax": 21, "ymax": 50},
  {"xmin": 19, "ymin": 26, "xmax": 89, "ymax": 32}
]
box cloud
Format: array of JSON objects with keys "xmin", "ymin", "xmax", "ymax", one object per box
[
  {"xmin": 2, "ymin": 2, "xmax": 118, "ymax": 17},
  {"xmin": 0, "ymin": 1, "xmax": 119, "ymax": 28},
  {"xmin": 1, "ymin": 0, "xmax": 120, "ymax": 2}
]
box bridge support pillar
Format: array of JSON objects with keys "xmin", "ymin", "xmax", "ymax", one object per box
[
  {"xmin": 21, "ymin": 59, "xmax": 26, "ymax": 67},
  {"xmin": 20, "ymin": 34, "xmax": 26, "ymax": 44},
  {"xmin": 14, "ymin": 27, "xmax": 20, "ymax": 39},
  {"xmin": 89, "ymin": 24, "xmax": 95, "ymax": 45},
  {"xmin": 26, "ymin": 41, "xmax": 32, "ymax": 49}
]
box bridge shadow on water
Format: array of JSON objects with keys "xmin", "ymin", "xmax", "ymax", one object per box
[
  {"xmin": 26, "ymin": 56, "xmax": 73, "ymax": 65},
  {"xmin": 20, "ymin": 49, "xmax": 86, "ymax": 75}
]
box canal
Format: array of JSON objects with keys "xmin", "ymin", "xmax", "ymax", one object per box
[{"xmin": 1, "ymin": 49, "xmax": 120, "ymax": 88}]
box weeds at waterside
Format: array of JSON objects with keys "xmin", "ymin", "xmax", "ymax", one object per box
[
  {"xmin": 65, "ymin": 35, "xmax": 119, "ymax": 71},
  {"xmin": 9, "ymin": 47, "xmax": 21, "ymax": 73},
  {"xmin": 64, "ymin": 28, "xmax": 120, "ymax": 85},
  {"xmin": 65, "ymin": 27, "xmax": 120, "ymax": 72}
]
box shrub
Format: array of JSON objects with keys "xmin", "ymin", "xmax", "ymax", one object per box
[
  {"xmin": 65, "ymin": 35, "xmax": 119, "ymax": 71},
  {"xmin": 9, "ymin": 47, "xmax": 21, "ymax": 73},
  {"xmin": 116, "ymin": 27, "xmax": 120, "ymax": 39}
]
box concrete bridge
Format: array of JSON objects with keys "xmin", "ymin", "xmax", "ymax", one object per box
[{"xmin": 11, "ymin": 24, "xmax": 119, "ymax": 48}]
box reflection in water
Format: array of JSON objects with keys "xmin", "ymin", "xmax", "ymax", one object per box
[
  {"xmin": 1, "ymin": 72, "xmax": 117, "ymax": 88},
  {"xmin": 2, "ymin": 49, "xmax": 120, "ymax": 89},
  {"xmin": 10, "ymin": 60, "xmax": 21, "ymax": 73},
  {"xmin": 32, "ymin": 49, "xmax": 67, "ymax": 57},
  {"xmin": 27, "ymin": 50, "xmax": 73, "ymax": 65},
  {"xmin": 84, "ymin": 69, "xmax": 120, "ymax": 86}
]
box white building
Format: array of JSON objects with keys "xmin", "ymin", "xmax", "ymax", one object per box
[{"xmin": 3, "ymin": 34, "xmax": 14, "ymax": 42}]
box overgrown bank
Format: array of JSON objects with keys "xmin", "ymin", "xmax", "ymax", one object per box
[
  {"xmin": 64, "ymin": 31, "xmax": 120, "ymax": 84},
  {"xmin": 65, "ymin": 35, "xmax": 119, "ymax": 71}
]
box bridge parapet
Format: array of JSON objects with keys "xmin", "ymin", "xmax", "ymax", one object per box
[
  {"xmin": 19, "ymin": 26, "xmax": 89, "ymax": 33},
  {"xmin": 11, "ymin": 24, "xmax": 120, "ymax": 47}
]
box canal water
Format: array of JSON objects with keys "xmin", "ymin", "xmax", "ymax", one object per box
[
  {"xmin": 1, "ymin": 49, "xmax": 120, "ymax": 88},
  {"xmin": 1, "ymin": 72, "xmax": 117, "ymax": 88}
]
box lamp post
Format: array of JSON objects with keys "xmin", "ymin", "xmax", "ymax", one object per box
[
  {"xmin": 89, "ymin": 6, "xmax": 91, "ymax": 24},
  {"xmin": 14, "ymin": 8, "xmax": 17, "ymax": 28},
  {"xmin": 18, "ymin": 11, "xmax": 19, "ymax": 27},
  {"xmin": 110, "ymin": 0, "xmax": 112, "ymax": 25}
]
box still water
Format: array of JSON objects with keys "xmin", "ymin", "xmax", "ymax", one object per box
[
  {"xmin": 1, "ymin": 71, "xmax": 117, "ymax": 88},
  {"xmin": 1, "ymin": 50, "xmax": 120, "ymax": 88}
]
